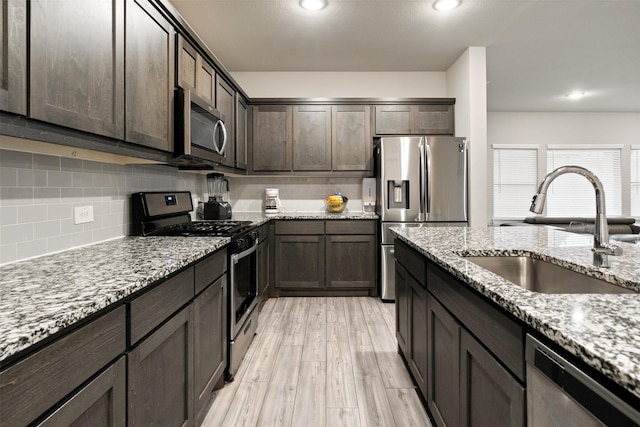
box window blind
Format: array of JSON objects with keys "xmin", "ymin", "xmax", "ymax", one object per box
[
  {"xmin": 546, "ymin": 148, "xmax": 622, "ymax": 217},
  {"xmin": 493, "ymin": 147, "xmax": 538, "ymax": 219},
  {"xmin": 632, "ymin": 147, "xmax": 640, "ymax": 217}
]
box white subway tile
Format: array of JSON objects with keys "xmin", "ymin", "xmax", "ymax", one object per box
[
  {"xmin": 0, "ymin": 168, "xmax": 17, "ymax": 187},
  {"xmin": 0, "ymin": 187, "xmax": 34, "ymax": 206},
  {"xmin": 0, "ymin": 150, "xmax": 32, "ymax": 169},
  {"xmin": 0, "ymin": 206, "xmax": 17, "ymax": 225},
  {"xmin": 17, "ymin": 238, "xmax": 48, "ymax": 260},
  {"xmin": 33, "ymin": 154, "xmax": 60, "ymax": 171},
  {"xmin": 18, "ymin": 204, "xmax": 48, "ymax": 223},
  {"xmin": 1, "ymin": 223, "xmax": 34, "ymax": 244},
  {"xmin": 48, "ymin": 170, "xmax": 73, "ymax": 188},
  {"xmin": 47, "ymin": 203, "xmax": 72, "ymax": 220},
  {"xmin": 47, "ymin": 234, "xmax": 73, "ymax": 253},
  {"xmin": 0, "ymin": 243, "xmax": 17, "ymax": 265},
  {"xmin": 34, "ymin": 220, "xmax": 61, "ymax": 238}
]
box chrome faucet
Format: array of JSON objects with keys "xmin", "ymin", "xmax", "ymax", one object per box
[{"xmin": 530, "ymin": 165, "xmax": 622, "ymax": 268}]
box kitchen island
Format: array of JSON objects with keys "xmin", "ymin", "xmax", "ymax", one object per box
[{"xmin": 391, "ymin": 225, "xmax": 640, "ymax": 404}]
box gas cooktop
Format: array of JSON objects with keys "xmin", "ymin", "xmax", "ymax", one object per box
[{"xmin": 149, "ymin": 220, "xmax": 254, "ymax": 237}]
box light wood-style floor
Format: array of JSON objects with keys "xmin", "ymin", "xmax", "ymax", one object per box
[{"xmin": 202, "ymin": 297, "xmax": 432, "ymax": 427}]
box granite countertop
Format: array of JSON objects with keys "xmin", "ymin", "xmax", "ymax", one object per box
[
  {"xmin": 232, "ymin": 211, "xmax": 378, "ymax": 223},
  {"xmin": 391, "ymin": 226, "xmax": 640, "ymax": 400},
  {"xmin": 0, "ymin": 236, "xmax": 229, "ymax": 363}
]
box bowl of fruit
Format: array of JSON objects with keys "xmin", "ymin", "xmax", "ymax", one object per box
[{"xmin": 325, "ymin": 192, "xmax": 348, "ymax": 213}]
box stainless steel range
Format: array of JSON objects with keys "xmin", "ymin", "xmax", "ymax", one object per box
[{"xmin": 131, "ymin": 191, "xmax": 259, "ymax": 382}]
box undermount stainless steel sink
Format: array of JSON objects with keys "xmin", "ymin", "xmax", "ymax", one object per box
[{"xmin": 463, "ymin": 255, "xmax": 636, "ymax": 294}]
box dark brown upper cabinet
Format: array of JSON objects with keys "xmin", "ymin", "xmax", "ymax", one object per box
[
  {"xmin": 216, "ymin": 75, "xmax": 235, "ymax": 168},
  {"xmin": 177, "ymin": 34, "xmax": 215, "ymax": 104},
  {"xmin": 293, "ymin": 105, "xmax": 332, "ymax": 171},
  {"xmin": 251, "ymin": 105, "xmax": 293, "ymax": 172},
  {"xmin": 332, "ymin": 105, "xmax": 371, "ymax": 171},
  {"xmin": 0, "ymin": 0, "xmax": 27, "ymax": 115},
  {"xmin": 375, "ymin": 104, "xmax": 454, "ymax": 135},
  {"xmin": 29, "ymin": 0, "xmax": 125, "ymax": 139},
  {"xmin": 125, "ymin": 0, "xmax": 175, "ymax": 152},
  {"xmin": 252, "ymin": 103, "xmax": 372, "ymax": 174}
]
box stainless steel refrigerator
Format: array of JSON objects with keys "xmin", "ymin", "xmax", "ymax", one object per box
[{"xmin": 375, "ymin": 136, "xmax": 468, "ymax": 301}]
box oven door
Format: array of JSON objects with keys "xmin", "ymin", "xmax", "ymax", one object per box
[
  {"xmin": 230, "ymin": 239, "xmax": 258, "ymax": 338},
  {"xmin": 174, "ymin": 87, "xmax": 227, "ymax": 165}
]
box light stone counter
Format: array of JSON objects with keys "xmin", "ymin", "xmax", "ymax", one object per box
[
  {"xmin": 0, "ymin": 236, "xmax": 228, "ymax": 363},
  {"xmin": 391, "ymin": 225, "xmax": 640, "ymax": 400}
]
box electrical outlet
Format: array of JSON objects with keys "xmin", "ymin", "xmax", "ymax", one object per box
[{"xmin": 74, "ymin": 205, "xmax": 94, "ymax": 224}]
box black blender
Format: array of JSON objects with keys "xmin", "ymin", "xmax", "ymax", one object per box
[{"xmin": 203, "ymin": 173, "xmax": 232, "ymax": 219}]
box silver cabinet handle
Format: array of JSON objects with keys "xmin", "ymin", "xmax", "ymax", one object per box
[{"xmin": 419, "ymin": 138, "xmax": 427, "ymax": 221}]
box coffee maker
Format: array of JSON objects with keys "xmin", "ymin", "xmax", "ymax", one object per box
[
  {"xmin": 264, "ymin": 188, "xmax": 281, "ymax": 214},
  {"xmin": 203, "ymin": 173, "xmax": 232, "ymax": 220}
]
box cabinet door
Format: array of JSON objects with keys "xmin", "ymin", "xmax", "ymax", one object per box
[
  {"xmin": 460, "ymin": 329, "xmax": 525, "ymax": 427},
  {"xmin": 193, "ymin": 276, "xmax": 226, "ymax": 424},
  {"xmin": 427, "ymin": 295, "xmax": 461, "ymax": 427},
  {"xmin": 395, "ymin": 261, "xmax": 411, "ymax": 355},
  {"xmin": 414, "ymin": 104, "xmax": 454, "ymax": 135},
  {"xmin": 0, "ymin": 0, "xmax": 26, "ymax": 114},
  {"xmin": 217, "ymin": 76, "xmax": 235, "ymax": 168},
  {"xmin": 325, "ymin": 234, "xmax": 376, "ymax": 288},
  {"xmin": 410, "ymin": 278, "xmax": 428, "ymax": 398},
  {"xmin": 375, "ymin": 105, "xmax": 413, "ymax": 134},
  {"xmin": 196, "ymin": 58, "xmax": 215, "ymax": 105},
  {"xmin": 275, "ymin": 235, "xmax": 324, "ymax": 288},
  {"xmin": 125, "ymin": 0, "xmax": 175, "ymax": 152},
  {"xmin": 128, "ymin": 306, "xmax": 193, "ymax": 427},
  {"xmin": 235, "ymin": 95, "xmax": 248, "ymax": 169},
  {"xmin": 332, "ymin": 105, "xmax": 371, "ymax": 171},
  {"xmin": 252, "ymin": 105, "xmax": 292, "ymax": 171},
  {"xmin": 293, "ymin": 105, "xmax": 331, "ymax": 171},
  {"xmin": 177, "ymin": 34, "xmax": 197, "ymax": 92},
  {"xmin": 38, "ymin": 357, "xmax": 126, "ymax": 427},
  {"xmin": 30, "ymin": 0, "xmax": 124, "ymax": 139}
]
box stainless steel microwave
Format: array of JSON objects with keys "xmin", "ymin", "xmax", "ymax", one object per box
[{"xmin": 174, "ymin": 87, "xmax": 227, "ymax": 167}]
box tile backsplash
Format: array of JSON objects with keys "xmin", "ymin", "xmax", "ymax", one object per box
[
  {"xmin": 227, "ymin": 176, "xmax": 364, "ymax": 213},
  {"xmin": 0, "ymin": 149, "xmax": 369, "ymax": 264},
  {"xmin": 0, "ymin": 149, "xmax": 205, "ymax": 265}
]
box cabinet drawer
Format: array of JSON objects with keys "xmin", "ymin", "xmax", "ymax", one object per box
[
  {"xmin": 326, "ymin": 220, "xmax": 375, "ymax": 235},
  {"xmin": 275, "ymin": 220, "xmax": 324, "ymax": 235},
  {"xmin": 0, "ymin": 306, "xmax": 126, "ymax": 427},
  {"xmin": 428, "ymin": 261, "xmax": 525, "ymax": 381},
  {"xmin": 194, "ymin": 249, "xmax": 227, "ymax": 295},
  {"xmin": 394, "ymin": 239, "xmax": 427, "ymax": 287},
  {"xmin": 129, "ymin": 267, "xmax": 194, "ymax": 345}
]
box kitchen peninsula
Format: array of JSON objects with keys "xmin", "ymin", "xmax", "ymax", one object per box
[{"xmin": 391, "ymin": 225, "xmax": 640, "ymax": 424}]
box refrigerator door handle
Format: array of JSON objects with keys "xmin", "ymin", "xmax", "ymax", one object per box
[
  {"xmin": 419, "ymin": 138, "xmax": 427, "ymax": 221},
  {"xmin": 425, "ymin": 143, "xmax": 432, "ymax": 215}
]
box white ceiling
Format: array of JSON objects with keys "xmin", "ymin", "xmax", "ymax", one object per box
[{"xmin": 168, "ymin": 0, "xmax": 640, "ymax": 112}]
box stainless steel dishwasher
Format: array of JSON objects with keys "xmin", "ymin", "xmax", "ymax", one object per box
[{"xmin": 526, "ymin": 334, "xmax": 640, "ymax": 426}]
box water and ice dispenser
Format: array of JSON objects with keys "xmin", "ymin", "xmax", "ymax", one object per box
[{"xmin": 387, "ymin": 180, "xmax": 409, "ymax": 209}]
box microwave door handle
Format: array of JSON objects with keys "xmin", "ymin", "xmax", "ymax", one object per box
[
  {"xmin": 213, "ymin": 119, "xmax": 228, "ymax": 155},
  {"xmin": 419, "ymin": 138, "xmax": 427, "ymax": 221}
]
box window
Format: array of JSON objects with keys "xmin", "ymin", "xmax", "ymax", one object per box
[
  {"xmin": 492, "ymin": 145, "xmax": 538, "ymax": 219},
  {"xmin": 546, "ymin": 146, "xmax": 622, "ymax": 217},
  {"xmin": 632, "ymin": 146, "xmax": 640, "ymax": 217}
]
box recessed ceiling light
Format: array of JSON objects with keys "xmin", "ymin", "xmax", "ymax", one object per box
[
  {"xmin": 566, "ymin": 92, "xmax": 586, "ymax": 99},
  {"xmin": 299, "ymin": 0, "xmax": 328, "ymax": 11},
  {"xmin": 433, "ymin": 0, "xmax": 461, "ymax": 11}
]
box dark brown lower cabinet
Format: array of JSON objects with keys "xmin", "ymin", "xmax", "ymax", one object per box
[
  {"xmin": 193, "ymin": 276, "xmax": 226, "ymax": 425},
  {"xmin": 128, "ymin": 306, "xmax": 194, "ymax": 427},
  {"xmin": 274, "ymin": 220, "xmax": 377, "ymax": 294},
  {"xmin": 38, "ymin": 357, "xmax": 126, "ymax": 427},
  {"xmin": 275, "ymin": 234, "xmax": 325, "ymax": 288},
  {"xmin": 427, "ymin": 296, "xmax": 460, "ymax": 427},
  {"xmin": 460, "ymin": 329, "xmax": 525, "ymax": 427},
  {"xmin": 395, "ymin": 239, "xmax": 526, "ymax": 427},
  {"xmin": 395, "ymin": 261, "xmax": 411, "ymax": 356},
  {"xmin": 409, "ymin": 275, "xmax": 428, "ymax": 398},
  {"xmin": 326, "ymin": 234, "xmax": 376, "ymax": 288}
]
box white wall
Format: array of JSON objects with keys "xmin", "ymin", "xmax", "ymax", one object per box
[
  {"xmin": 232, "ymin": 71, "xmax": 447, "ymax": 98},
  {"xmin": 446, "ymin": 47, "xmax": 488, "ymax": 227},
  {"xmin": 488, "ymin": 112, "xmax": 640, "ymax": 218}
]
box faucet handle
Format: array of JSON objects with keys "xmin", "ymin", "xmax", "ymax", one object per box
[{"xmin": 592, "ymin": 243, "xmax": 623, "ymax": 256}]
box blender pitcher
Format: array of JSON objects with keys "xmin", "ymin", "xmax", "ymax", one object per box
[{"xmin": 203, "ymin": 173, "xmax": 232, "ymax": 219}]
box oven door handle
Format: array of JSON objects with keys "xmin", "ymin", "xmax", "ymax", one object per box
[{"xmin": 231, "ymin": 239, "xmax": 259, "ymax": 264}]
